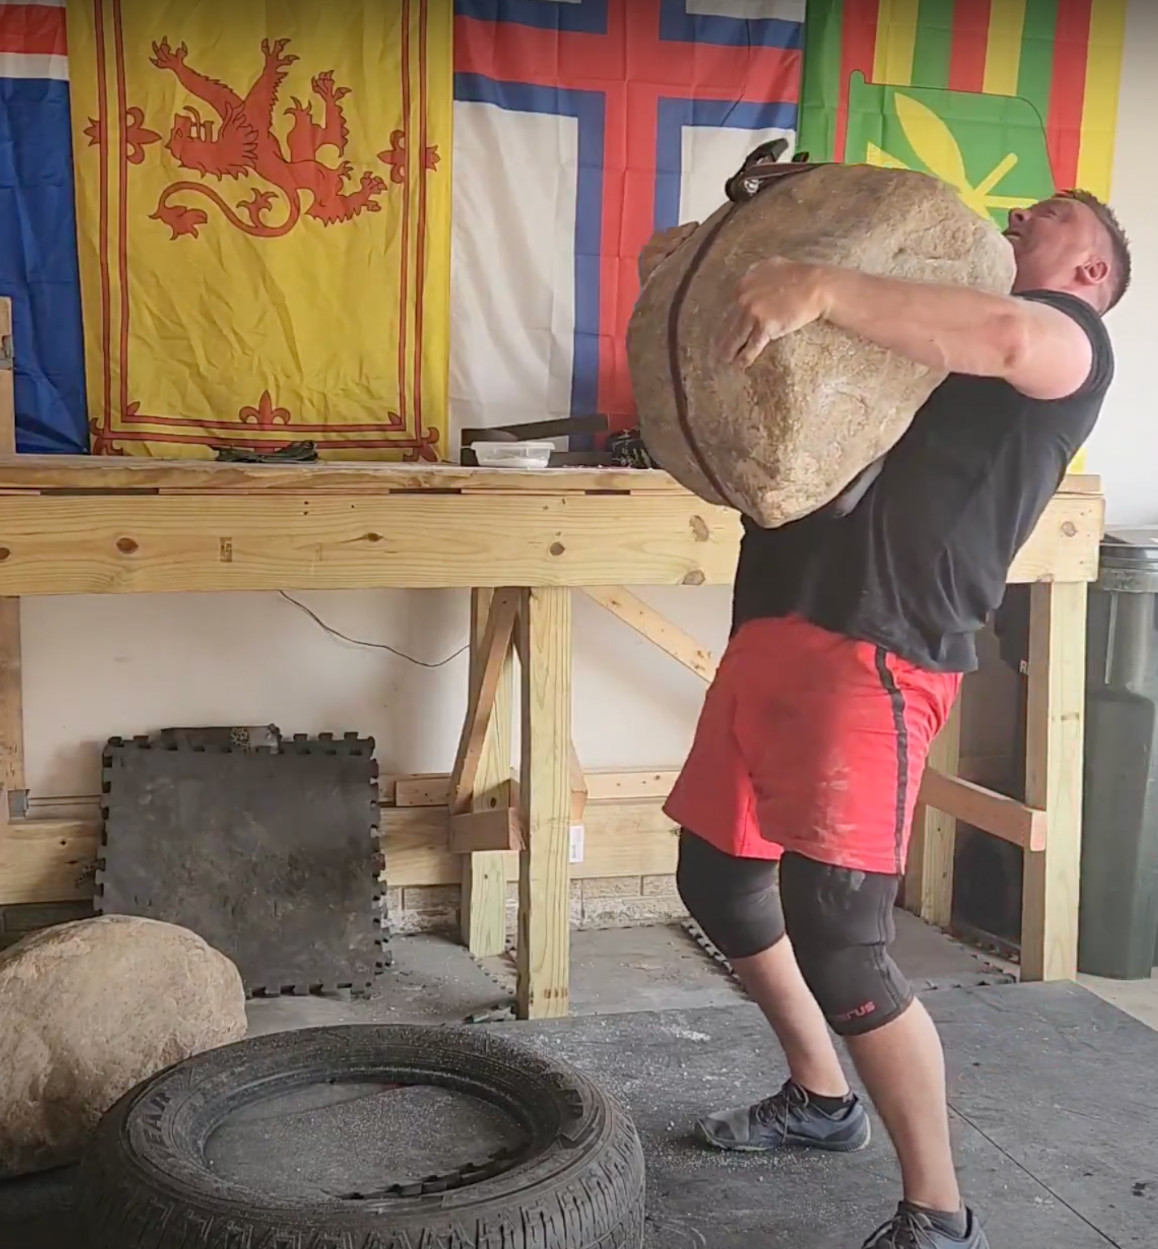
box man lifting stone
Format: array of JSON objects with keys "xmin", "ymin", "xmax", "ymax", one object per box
[{"xmin": 639, "ymin": 190, "xmax": 1129, "ymax": 1249}]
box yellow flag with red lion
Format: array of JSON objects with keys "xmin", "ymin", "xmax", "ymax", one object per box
[{"xmin": 67, "ymin": 1, "xmax": 452, "ymax": 459}]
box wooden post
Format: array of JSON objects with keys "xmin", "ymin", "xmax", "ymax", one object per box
[
  {"xmin": 1021, "ymin": 580, "xmax": 1087, "ymax": 982},
  {"xmin": 905, "ymin": 697, "xmax": 961, "ymax": 928},
  {"xmin": 0, "ymin": 297, "xmax": 22, "ymax": 800},
  {"xmin": 460, "ymin": 588, "xmax": 513, "ymax": 957},
  {"xmin": 515, "ymin": 586, "xmax": 572, "ymax": 1019}
]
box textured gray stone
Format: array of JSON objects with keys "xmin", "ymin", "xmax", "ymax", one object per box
[
  {"xmin": 628, "ymin": 164, "xmax": 1016, "ymax": 526},
  {"xmin": 0, "ymin": 915, "xmax": 246, "ymax": 1177}
]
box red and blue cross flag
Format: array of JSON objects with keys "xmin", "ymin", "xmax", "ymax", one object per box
[{"xmin": 450, "ymin": 0, "xmax": 805, "ymax": 435}]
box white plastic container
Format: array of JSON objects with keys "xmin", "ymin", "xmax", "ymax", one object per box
[{"xmin": 470, "ymin": 440, "xmax": 554, "ymax": 469}]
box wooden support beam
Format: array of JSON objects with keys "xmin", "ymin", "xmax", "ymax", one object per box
[
  {"xmin": 0, "ymin": 477, "xmax": 1101, "ymax": 593},
  {"xmin": 905, "ymin": 699, "xmax": 962, "ymax": 929},
  {"xmin": 0, "ymin": 495, "xmax": 744, "ymax": 594},
  {"xmin": 1022, "ymin": 581, "xmax": 1087, "ymax": 982},
  {"xmin": 569, "ymin": 741, "xmax": 587, "ymax": 823},
  {"xmin": 383, "ymin": 796, "xmax": 682, "ymax": 888},
  {"xmin": 392, "ymin": 766, "xmax": 682, "ymax": 811},
  {"xmin": 582, "ymin": 586, "xmax": 717, "ymax": 682},
  {"xmin": 0, "ymin": 601, "xmax": 21, "ymax": 796},
  {"xmin": 460, "ymin": 589, "xmax": 514, "ymax": 957},
  {"xmin": 393, "ymin": 774, "xmax": 450, "ymax": 808},
  {"xmin": 918, "ymin": 769, "xmax": 1047, "ymax": 853},
  {"xmin": 584, "ymin": 769, "xmax": 680, "ymax": 802},
  {"xmin": 448, "ymin": 589, "xmax": 517, "ymax": 816},
  {"xmin": 0, "ymin": 457, "xmax": 1097, "ymax": 499},
  {"xmin": 516, "ymin": 586, "xmax": 572, "ymax": 1020},
  {"xmin": 448, "ymin": 808, "xmax": 524, "ymax": 854}
]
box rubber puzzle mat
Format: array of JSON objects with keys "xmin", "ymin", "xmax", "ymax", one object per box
[{"xmin": 97, "ymin": 727, "xmax": 384, "ymax": 996}]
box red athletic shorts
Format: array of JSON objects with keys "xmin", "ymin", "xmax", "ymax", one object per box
[{"xmin": 664, "ymin": 616, "xmax": 960, "ymax": 876}]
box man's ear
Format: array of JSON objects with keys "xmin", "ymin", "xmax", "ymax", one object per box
[{"xmin": 1079, "ymin": 256, "xmax": 1110, "ymax": 286}]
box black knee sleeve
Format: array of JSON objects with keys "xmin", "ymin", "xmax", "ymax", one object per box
[
  {"xmin": 676, "ymin": 830, "xmax": 785, "ymax": 960},
  {"xmin": 780, "ymin": 854, "xmax": 913, "ymax": 1037}
]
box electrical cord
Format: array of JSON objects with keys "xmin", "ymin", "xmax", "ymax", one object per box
[{"xmin": 278, "ymin": 591, "xmax": 469, "ymax": 669}]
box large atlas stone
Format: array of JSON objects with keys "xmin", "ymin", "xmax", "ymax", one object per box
[
  {"xmin": 627, "ymin": 163, "xmax": 1016, "ymax": 527},
  {"xmin": 0, "ymin": 914, "xmax": 246, "ymax": 1177}
]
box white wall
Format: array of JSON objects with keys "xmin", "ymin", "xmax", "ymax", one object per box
[
  {"xmin": 21, "ymin": 1, "xmax": 1157, "ymax": 797},
  {"xmin": 22, "ymin": 585, "xmax": 732, "ymax": 798},
  {"xmin": 1083, "ymin": 0, "xmax": 1158, "ymax": 527}
]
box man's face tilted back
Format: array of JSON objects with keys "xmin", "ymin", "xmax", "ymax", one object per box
[{"xmin": 1004, "ymin": 197, "xmax": 1114, "ymax": 310}]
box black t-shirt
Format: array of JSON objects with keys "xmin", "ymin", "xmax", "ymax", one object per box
[{"xmin": 731, "ymin": 290, "xmax": 1115, "ymax": 672}]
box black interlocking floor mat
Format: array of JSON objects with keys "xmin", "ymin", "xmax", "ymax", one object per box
[{"xmin": 97, "ymin": 730, "xmax": 383, "ymax": 996}]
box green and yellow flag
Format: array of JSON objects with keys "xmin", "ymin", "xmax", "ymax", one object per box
[
  {"xmin": 68, "ymin": 1, "xmax": 453, "ymax": 459},
  {"xmin": 799, "ymin": 0, "xmax": 1127, "ymax": 223},
  {"xmin": 799, "ymin": 0, "xmax": 1128, "ymax": 470}
]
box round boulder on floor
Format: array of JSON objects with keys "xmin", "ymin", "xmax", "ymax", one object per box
[{"xmin": 0, "ymin": 914, "xmax": 246, "ymax": 1178}]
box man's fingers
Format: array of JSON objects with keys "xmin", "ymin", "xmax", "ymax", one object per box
[
  {"xmin": 717, "ymin": 308, "xmax": 755, "ymax": 364},
  {"xmin": 718, "ymin": 305, "xmax": 780, "ymax": 367},
  {"xmin": 736, "ymin": 324, "xmax": 774, "ymax": 369}
]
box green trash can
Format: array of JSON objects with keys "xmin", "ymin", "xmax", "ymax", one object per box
[{"xmin": 1079, "ymin": 528, "xmax": 1158, "ymax": 979}]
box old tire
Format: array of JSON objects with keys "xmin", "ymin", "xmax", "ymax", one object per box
[{"xmin": 75, "ymin": 1024, "xmax": 645, "ymax": 1249}]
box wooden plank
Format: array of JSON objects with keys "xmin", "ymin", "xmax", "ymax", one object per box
[
  {"xmin": 0, "ymin": 456, "xmax": 1097, "ymax": 499},
  {"xmin": 516, "ymin": 586, "xmax": 572, "ymax": 1020},
  {"xmin": 919, "ymin": 768, "xmax": 1046, "ymax": 853},
  {"xmin": 583, "ymin": 586, "xmax": 718, "ymax": 681},
  {"xmin": 393, "ymin": 774, "xmax": 449, "ymax": 808},
  {"xmin": 394, "ymin": 767, "xmax": 683, "ymax": 810},
  {"xmin": 389, "ymin": 802, "xmax": 679, "ymax": 887},
  {"xmin": 1056, "ymin": 474, "xmax": 1101, "ymax": 495},
  {"xmin": 585, "ymin": 769, "xmax": 680, "ymax": 802},
  {"xmin": 0, "ymin": 820, "xmax": 99, "ymax": 904},
  {"xmin": 461, "ymin": 591, "xmax": 514, "ymax": 958},
  {"xmin": 1021, "ymin": 581, "xmax": 1087, "ymax": 982},
  {"xmin": 0, "ymin": 495, "xmax": 743, "ymax": 594},
  {"xmin": 1007, "ymin": 494, "xmax": 1104, "ymax": 585},
  {"xmin": 0, "ymin": 599, "xmax": 23, "ymax": 792},
  {"xmin": 0, "ymin": 456, "xmax": 690, "ymax": 496},
  {"xmin": 448, "ymin": 589, "xmax": 517, "ymax": 814},
  {"xmin": 0, "ymin": 488, "xmax": 1099, "ymax": 596},
  {"xmin": 905, "ymin": 699, "xmax": 962, "ymax": 929},
  {"xmin": 1, "ymin": 800, "xmax": 681, "ymax": 903},
  {"xmin": 569, "ymin": 742, "xmax": 587, "ymax": 823},
  {"xmin": 448, "ymin": 808, "xmax": 524, "ymax": 854}
]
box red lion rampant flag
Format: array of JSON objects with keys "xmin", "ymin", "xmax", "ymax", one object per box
[{"xmin": 68, "ymin": 1, "xmax": 453, "ymax": 459}]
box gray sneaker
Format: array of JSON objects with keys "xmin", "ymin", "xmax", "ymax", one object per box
[
  {"xmin": 694, "ymin": 1079, "xmax": 871, "ymax": 1153},
  {"xmin": 862, "ymin": 1204, "xmax": 990, "ymax": 1248}
]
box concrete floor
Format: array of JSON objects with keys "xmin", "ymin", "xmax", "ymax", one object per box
[
  {"xmin": 4, "ymin": 913, "xmax": 1157, "ymax": 1246},
  {"xmin": 244, "ymin": 908, "xmax": 1014, "ymax": 1034},
  {"xmin": 1080, "ymin": 968, "xmax": 1158, "ymax": 1030}
]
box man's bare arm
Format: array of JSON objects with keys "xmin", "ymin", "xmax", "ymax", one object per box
[
  {"xmin": 815, "ymin": 266, "xmax": 1093, "ymax": 401},
  {"xmin": 724, "ymin": 260, "xmax": 1095, "ymax": 402}
]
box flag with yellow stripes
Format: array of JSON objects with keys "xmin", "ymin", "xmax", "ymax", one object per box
[
  {"xmin": 799, "ymin": 0, "xmax": 1126, "ymax": 210},
  {"xmin": 798, "ymin": 0, "xmax": 1127, "ymax": 470},
  {"xmin": 67, "ymin": 1, "xmax": 453, "ymax": 459}
]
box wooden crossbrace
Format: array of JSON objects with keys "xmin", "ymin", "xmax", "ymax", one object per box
[{"xmin": 448, "ymin": 589, "xmax": 518, "ymax": 816}]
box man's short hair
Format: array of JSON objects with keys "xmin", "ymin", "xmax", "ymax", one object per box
[{"xmin": 1059, "ymin": 188, "xmax": 1132, "ymax": 310}]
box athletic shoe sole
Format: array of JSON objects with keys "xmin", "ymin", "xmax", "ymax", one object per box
[{"xmin": 693, "ymin": 1117, "xmax": 872, "ymax": 1154}]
